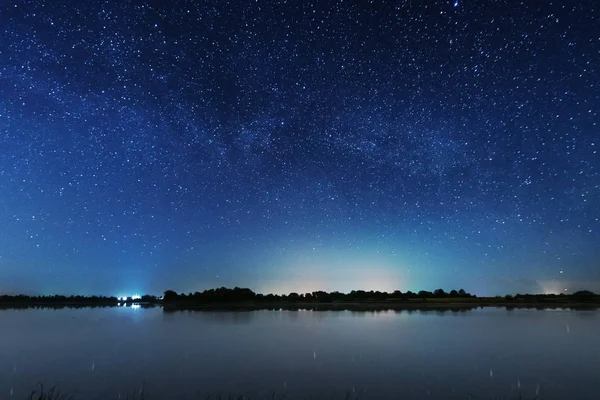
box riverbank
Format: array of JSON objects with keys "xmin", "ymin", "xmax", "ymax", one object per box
[
  {"xmin": 161, "ymin": 299, "xmax": 600, "ymax": 311},
  {"xmin": 1, "ymin": 299, "xmax": 598, "ymax": 311}
]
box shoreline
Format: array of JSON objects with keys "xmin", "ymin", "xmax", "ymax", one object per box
[
  {"xmin": 161, "ymin": 301, "xmax": 600, "ymax": 311},
  {"xmin": 0, "ymin": 300, "xmax": 598, "ymax": 311}
]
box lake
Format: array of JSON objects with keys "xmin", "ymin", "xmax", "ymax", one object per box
[{"xmin": 1, "ymin": 307, "xmax": 598, "ymax": 400}]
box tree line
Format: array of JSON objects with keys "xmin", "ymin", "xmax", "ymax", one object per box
[
  {"xmin": 0, "ymin": 294, "xmax": 158, "ymax": 304},
  {"xmin": 162, "ymin": 287, "xmax": 474, "ymax": 303},
  {"xmin": 1, "ymin": 288, "xmax": 597, "ymax": 305},
  {"xmin": 0, "ymin": 294, "xmax": 120, "ymax": 304},
  {"xmin": 161, "ymin": 287, "xmax": 599, "ymax": 304}
]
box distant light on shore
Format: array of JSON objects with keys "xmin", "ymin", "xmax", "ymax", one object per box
[{"xmin": 118, "ymin": 294, "xmax": 141, "ymax": 301}]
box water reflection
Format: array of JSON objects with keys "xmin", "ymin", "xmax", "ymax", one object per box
[
  {"xmin": 0, "ymin": 308, "xmax": 598, "ymax": 400},
  {"xmin": 0, "ymin": 303, "xmax": 158, "ymax": 310}
]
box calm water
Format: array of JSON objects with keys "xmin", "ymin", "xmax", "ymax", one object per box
[{"xmin": 1, "ymin": 307, "xmax": 599, "ymax": 400}]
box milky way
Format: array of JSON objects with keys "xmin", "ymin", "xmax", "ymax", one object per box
[{"xmin": 1, "ymin": 1, "xmax": 598, "ymax": 296}]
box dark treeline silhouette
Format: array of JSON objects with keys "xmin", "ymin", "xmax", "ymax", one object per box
[
  {"xmin": 0, "ymin": 294, "xmax": 120, "ymax": 305},
  {"xmin": 502, "ymin": 290, "xmax": 599, "ymax": 303},
  {"xmin": 0, "ymin": 294, "xmax": 159, "ymax": 306},
  {"xmin": 1, "ymin": 289, "xmax": 598, "ymax": 309},
  {"xmin": 162, "ymin": 287, "xmax": 600, "ymax": 304},
  {"xmin": 162, "ymin": 287, "xmax": 476, "ymax": 304}
]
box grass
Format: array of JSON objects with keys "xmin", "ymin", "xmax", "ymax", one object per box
[
  {"xmin": 27, "ymin": 385, "xmax": 72, "ymax": 400},
  {"xmin": 23, "ymin": 385, "xmax": 543, "ymax": 400}
]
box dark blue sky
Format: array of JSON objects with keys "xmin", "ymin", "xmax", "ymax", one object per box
[{"xmin": 1, "ymin": 0, "xmax": 598, "ymax": 297}]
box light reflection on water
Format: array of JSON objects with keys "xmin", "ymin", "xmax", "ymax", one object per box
[{"xmin": 0, "ymin": 307, "xmax": 598, "ymax": 400}]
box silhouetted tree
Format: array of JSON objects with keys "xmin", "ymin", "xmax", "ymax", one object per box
[
  {"xmin": 571, "ymin": 290, "xmax": 596, "ymax": 301},
  {"xmin": 288, "ymin": 292, "xmax": 300, "ymax": 302},
  {"xmin": 312, "ymin": 291, "xmax": 329, "ymax": 302},
  {"xmin": 163, "ymin": 290, "xmax": 179, "ymax": 302}
]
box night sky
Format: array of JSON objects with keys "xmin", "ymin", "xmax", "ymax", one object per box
[{"xmin": 1, "ymin": 1, "xmax": 598, "ymax": 297}]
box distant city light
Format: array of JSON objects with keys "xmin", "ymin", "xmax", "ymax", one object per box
[
  {"xmin": 118, "ymin": 294, "xmax": 141, "ymax": 301},
  {"xmin": 131, "ymin": 304, "xmax": 140, "ymax": 310}
]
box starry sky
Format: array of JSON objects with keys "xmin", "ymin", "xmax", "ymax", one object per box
[{"xmin": 1, "ymin": 0, "xmax": 598, "ymax": 297}]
